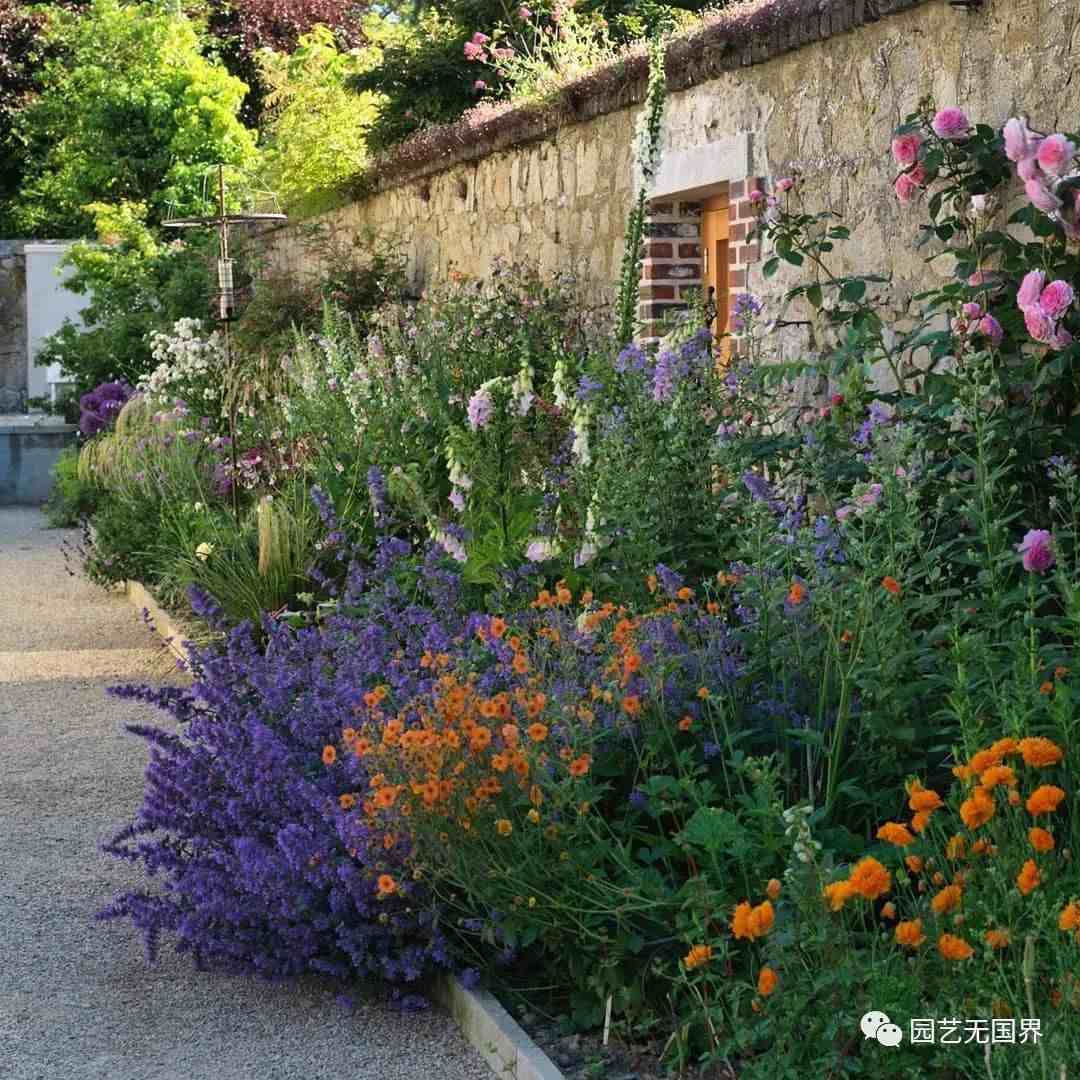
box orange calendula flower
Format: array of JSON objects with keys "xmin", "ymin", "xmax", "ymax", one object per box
[
  {"xmin": 757, "ymin": 966, "xmax": 778, "ymax": 996},
  {"xmin": 1054, "ymin": 665, "xmax": 1068, "ymax": 679},
  {"xmin": 1058, "ymin": 902, "xmax": 1080, "ymax": 933},
  {"xmin": 911, "ymin": 810, "xmax": 933, "ymax": 834},
  {"xmin": 495, "ymin": 819, "xmax": 513, "ymax": 837},
  {"xmin": 895, "ymin": 919, "xmax": 925, "ymax": 948},
  {"xmin": 881, "ymin": 576, "xmax": 901, "ymax": 596},
  {"xmin": 932, "ymin": 884, "xmax": 963, "ymax": 915},
  {"xmin": 677, "ymin": 586, "xmax": 694, "ymax": 602},
  {"xmin": 985, "ymin": 929, "xmax": 1011, "ymax": 950},
  {"xmin": 880, "ymin": 902, "xmax": 897, "ymax": 920},
  {"xmin": 568, "ymin": 755, "xmax": 592, "ymax": 777},
  {"xmin": 1030, "ymin": 827, "xmax": 1055, "ymax": 852},
  {"xmin": 322, "ymin": 745, "xmax": 337, "ymax": 766},
  {"xmin": 677, "ymin": 715, "xmax": 693, "ymax": 732},
  {"xmin": 959, "ymin": 787, "xmax": 995, "ymax": 829},
  {"xmin": 489, "ymin": 617, "xmax": 507, "ymax": 639},
  {"xmin": 877, "ymin": 822, "xmax": 916, "ymax": 847},
  {"xmin": 908, "ymin": 782, "xmax": 944, "ymax": 813},
  {"xmin": 696, "ymin": 686, "xmax": 710, "ymax": 700},
  {"xmin": 374, "ymin": 785, "xmax": 398, "ymax": 810},
  {"xmin": 732, "ymin": 900, "xmax": 775, "ymax": 939},
  {"xmin": 512, "ymin": 653, "xmax": 529, "ymax": 674},
  {"xmin": 683, "ymin": 944, "xmax": 712, "ymax": 971},
  {"xmin": 1039, "ymin": 681, "xmax": 1055, "ymax": 695},
  {"xmin": 849, "ymin": 857, "xmax": 892, "ymax": 900},
  {"xmin": 823, "ymin": 880, "xmax": 856, "ymax": 911},
  {"xmin": 621, "ymin": 696, "xmax": 642, "ymax": 716},
  {"xmin": 990, "ymin": 737, "xmax": 1019, "ymax": 758},
  {"xmin": 980, "ymin": 765, "xmax": 1017, "ymax": 790},
  {"xmin": 338, "ymin": 793, "xmax": 357, "ymax": 810},
  {"xmin": 971, "ymin": 838, "xmax": 993, "ymax": 855},
  {"xmin": 945, "ymin": 835, "xmax": 967, "ymax": 861},
  {"xmin": 526, "ymin": 722, "xmax": 548, "ymax": 743},
  {"xmin": 377, "ymin": 874, "xmax": 397, "ymax": 896},
  {"xmin": 905, "ymin": 855, "xmax": 924, "ymax": 875},
  {"xmin": 526, "ymin": 808, "xmax": 541, "ymax": 824},
  {"xmin": 1027, "ymin": 785, "xmax": 1066, "ymax": 816},
  {"xmin": 1018, "ymin": 737, "xmax": 1063, "ymax": 768},
  {"xmin": 952, "ymin": 763, "xmax": 974, "ymax": 782},
  {"xmin": 968, "ymin": 749, "xmax": 1001, "ymax": 774},
  {"xmin": 766, "ymin": 878, "xmax": 781, "ymax": 901},
  {"xmin": 1016, "ymin": 859, "xmax": 1041, "ymax": 896},
  {"xmin": 787, "ymin": 582, "xmax": 808, "ymax": 605},
  {"xmin": 938, "ymin": 933, "xmax": 974, "ymax": 961}
]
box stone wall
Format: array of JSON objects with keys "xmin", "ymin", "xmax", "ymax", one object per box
[
  {"xmin": 0, "ymin": 241, "xmax": 27, "ymax": 400},
  {"xmin": 262, "ymin": 0, "xmax": 1079, "ymax": 335}
]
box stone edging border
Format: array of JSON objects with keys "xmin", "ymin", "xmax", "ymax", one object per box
[{"xmin": 121, "ymin": 580, "xmax": 566, "ymax": 1080}]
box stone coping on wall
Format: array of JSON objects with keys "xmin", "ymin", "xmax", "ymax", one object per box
[{"xmin": 335, "ymin": 0, "xmax": 931, "ymax": 203}]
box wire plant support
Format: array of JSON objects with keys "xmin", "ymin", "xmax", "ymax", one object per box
[{"xmin": 162, "ymin": 166, "xmax": 287, "ymax": 523}]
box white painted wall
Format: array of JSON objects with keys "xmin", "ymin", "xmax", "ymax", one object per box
[{"xmin": 24, "ymin": 243, "xmax": 88, "ymax": 402}]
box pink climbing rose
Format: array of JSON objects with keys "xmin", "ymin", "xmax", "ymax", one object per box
[
  {"xmin": 1036, "ymin": 134, "xmax": 1076, "ymax": 177},
  {"xmin": 1003, "ymin": 117, "xmax": 1037, "ymax": 162},
  {"xmin": 1052, "ymin": 325, "xmax": 1073, "ymax": 351},
  {"xmin": 464, "ymin": 40, "xmax": 484, "ymax": 59},
  {"xmin": 1017, "ymin": 270, "xmax": 1046, "ymax": 311},
  {"xmin": 1038, "ymin": 280, "xmax": 1075, "ymax": 320},
  {"xmin": 962, "ymin": 302, "xmax": 983, "ymax": 320},
  {"xmin": 978, "ymin": 314, "xmax": 1004, "ymax": 345},
  {"xmin": 894, "ymin": 164, "xmax": 926, "ymax": 204},
  {"xmin": 775, "ymin": 177, "xmax": 795, "ymax": 192},
  {"xmin": 471, "ymin": 31, "xmax": 490, "ymax": 43},
  {"xmin": 1016, "ymin": 529, "xmax": 1055, "ymax": 573},
  {"xmin": 1025, "ymin": 178, "xmax": 1062, "ymax": 213},
  {"xmin": 1024, "ymin": 307, "xmax": 1057, "ymax": 344},
  {"xmin": 931, "ymin": 108, "xmax": 969, "ymax": 140},
  {"xmin": 891, "ymin": 133, "xmax": 922, "ymax": 167},
  {"xmin": 1017, "ymin": 156, "xmax": 1041, "ymax": 182}
]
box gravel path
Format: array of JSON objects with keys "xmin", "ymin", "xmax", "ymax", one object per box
[{"xmin": 0, "ymin": 507, "xmax": 493, "ymax": 1080}]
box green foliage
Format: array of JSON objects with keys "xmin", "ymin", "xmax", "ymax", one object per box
[
  {"xmin": 7, "ymin": 0, "xmax": 257, "ymax": 237},
  {"xmin": 34, "ymin": 202, "xmax": 213, "ymax": 399},
  {"xmin": 44, "ymin": 446, "xmax": 98, "ymax": 527},
  {"xmin": 257, "ymin": 26, "xmax": 380, "ymax": 217}
]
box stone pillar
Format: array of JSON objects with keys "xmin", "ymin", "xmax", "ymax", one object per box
[{"xmin": 0, "ymin": 241, "xmax": 27, "ymax": 401}]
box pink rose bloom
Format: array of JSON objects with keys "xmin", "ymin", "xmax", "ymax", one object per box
[
  {"xmin": 891, "ymin": 133, "xmax": 922, "ymax": 167},
  {"xmin": 931, "ymin": 107, "xmax": 969, "ymax": 140},
  {"xmin": 1003, "ymin": 117, "xmax": 1036, "ymax": 162},
  {"xmin": 1024, "ymin": 307, "xmax": 1057, "ymax": 344},
  {"xmin": 1039, "ymin": 279, "xmax": 1075, "ymax": 320},
  {"xmin": 1025, "ymin": 178, "xmax": 1063, "ymax": 212},
  {"xmin": 775, "ymin": 177, "xmax": 795, "ymax": 192},
  {"xmin": 962, "ymin": 302, "xmax": 983, "ymax": 320},
  {"xmin": 968, "ymin": 270, "xmax": 992, "ymax": 288},
  {"xmin": 1036, "ymin": 134, "xmax": 1076, "ymax": 177},
  {"xmin": 1017, "ymin": 156, "xmax": 1041, "ymax": 182},
  {"xmin": 978, "ymin": 314, "xmax": 1004, "ymax": 344},
  {"xmin": 1016, "ymin": 529, "xmax": 1055, "ymax": 573},
  {"xmin": 473, "ymin": 79, "xmax": 487, "ymax": 91},
  {"xmin": 1017, "ymin": 270, "xmax": 1046, "ymax": 311},
  {"xmin": 471, "ymin": 31, "xmax": 490, "ymax": 43},
  {"xmin": 1052, "ymin": 325, "xmax": 1073, "ymax": 351},
  {"xmin": 894, "ymin": 167, "xmax": 925, "ymax": 204},
  {"xmin": 463, "ymin": 41, "xmax": 484, "ymax": 59},
  {"xmin": 748, "ymin": 189, "xmax": 766, "ymax": 205}
]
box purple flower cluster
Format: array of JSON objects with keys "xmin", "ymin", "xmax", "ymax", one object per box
[{"xmin": 79, "ymin": 381, "xmax": 133, "ymax": 438}]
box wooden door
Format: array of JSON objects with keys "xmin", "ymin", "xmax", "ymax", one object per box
[{"xmin": 701, "ymin": 190, "xmax": 730, "ymax": 351}]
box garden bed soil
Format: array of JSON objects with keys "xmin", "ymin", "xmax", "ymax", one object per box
[{"xmin": 510, "ymin": 1006, "xmax": 737, "ymax": 1080}]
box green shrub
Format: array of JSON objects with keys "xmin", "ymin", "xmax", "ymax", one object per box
[{"xmin": 44, "ymin": 446, "xmax": 98, "ymax": 527}]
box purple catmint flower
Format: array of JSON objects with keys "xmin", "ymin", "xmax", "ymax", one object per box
[
  {"xmin": 576, "ymin": 375, "xmax": 604, "ymax": 401},
  {"xmin": 615, "ymin": 343, "xmax": 648, "ymax": 373},
  {"xmin": 1017, "ymin": 529, "xmax": 1055, "ymax": 573}
]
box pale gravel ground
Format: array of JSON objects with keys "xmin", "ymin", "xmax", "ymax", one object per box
[{"xmin": 0, "ymin": 507, "xmax": 493, "ymax": 1080}]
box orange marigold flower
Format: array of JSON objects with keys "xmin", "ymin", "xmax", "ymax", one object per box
[
  {"xmin": 1030, "ymin": 827, "xmax": 1055, "ymax": 853},
  {"xmin": 1039, "ymin": 681, "xmax": 1055, "ymax": 695},
  {"xmin": 787, "ymin": 582, "xmax": 808, "ymax": 605},
  {"xmin": 621, "ymin": 695, "xmax": 642, "ymax": 716},
  {"xmin": 937, "ymin": 933, "xmax": 974, "ymax": 961},
  {"xmin": 677, "ymin": 586, "xmax": 694, "ymax": 602},
  {"xmin": 1016, "ymin": 859, "xmax": 1041, "ymax": 896},
  {"xmin": 985, "ymin": 929, "xmax": 1011, "ymax": 950},
  {"xmin": 568, "ymin": 754, "xmax": 592, "ymax": 777},
  {"xmin": 911, "ymin": 810, "xmax": 933, "ymax": 834},
  {"xmin": 527, "ymin": 722, "xmax": 548, "ymax": 743},
  {"xmin": 1018, "ymin": 737, "xmax": 1063, "ymax": 768},
  {"xmin": 823, "ymin": 880, "xmax": 856, "ymax": 912},
  {"xmin": 968, "ymin": 749, "xmax": 1000, "ymax": 774},
  {"xmin": 322, "ymin": 745, "xmax": 337, "ymax": 766},
  {"xmin": 1027, "ymin": 785, "xmax": 1066, "ymax": 815},
  {"xmin": 1054, "ymin": 665, "xmax": 1068, "ymax": 679},
  {"xmin": 1008, "ymin": 789, "xmax": 1021, "ymax": 806},
  {"xmin": 959, "ymin": 787, "xmax": 995, "ymax": 829},
  {"xmin": 952, "ymin": 764, "xmax": 974, "ymax": 781},
  {"xmin": 971, "ymin": 839, "xmax": 993, "ymax": 855},
  {"xmin": 470, "ymin": 727, "xmax": 492, "ymax": 752},
  {"xmin": 377, "ymin": 874, "xmax": 397, "ymax": 896},
  {"xmin": 529, "ymin": 784, "xmax": 543, "ymax": 808},
  {"xmin": 683, "ymin": 944, "xmax": 712, "ymax": 971},
  {"xmin": 946, "ymin": 835, "xmax": 967, "ymax": 861},
  {"xmin": 990, "ymin": 737, "xmax": 1020, "ymax": 758},
  {"xmin": 905, "ymin": 855, "xmax": 924, "ymax": 875},
  {"xmin": 980, "ymin": 765, "xmax": 1017, "ymax": 789},
  {"xmin": 849, "ymin": 857, "xmax": 892, "ymax": 900},
  {"xmin": 881, "ymin": 576, "xmax": 901, "ymax": 596},
  {"xmin": 353, "ymin": 737, "xmax": 372, "ymax": 757},
  {"xmin": 1058, "ymin": 902, "xmax": 1080, "ymax": 933},
  {"xmin": 491, "ymin": 753, "xmax": 510, "ymax": 773},
  {"xmin": 489, "ymin": 616, "xmax": 507, "ymax": 639},
  {"xmin": 908, "ymin": 783, "xmax": 944, "ymax": 813},
  {"xmin": 339, "ymin": 793, "xmax": 357, "ymax": 810},
  {"xmin": 697, "ymin": 686, "xmax": 710, "ymax": 700},
  {"xmin": 757, "ymin": 966, "xmax": 778, "ymax": 996},
  {"xmin": 646, "ymin": 574, "xmax": 658, "ymax": 595},
  {"xmin": 932, "ymin": 884, "xmax": 963, "ymax": 915},
  {"xmin": 383, "ymin": 832, "xmax": 396, "ymax": 850},
  {"xmin": 881, "ymin": 902, "xmax": 897, "ymax": 920},
  {"xmin": 766, "ymin": 878, "xmax": 781, "ymax": 901},
  {"xmin": 526, "ymin": 808, "xmax": 541, "ymax": 824},
  {"xmin": 373, "ymin": 786, "xmax": 398, "ymax": 809},
  {"xmin": 895, "ymin": 919, "xmax": 925, "ymax": 948},
  {"xmin": 495, "ymin": 819, "xmax": 513, "ymax": 837},
  {"xmin": 877, "ymin": 822, "xmax": 916, "ymax": 847},
  {"xmin": 677, "ymin": 715, "xmax": 693, "ymax": 732},
  {"xmin": 512, "ymin": 653, "xmax": 529, "ymax": 674},
  {"xmin": 732, "ymin": 900, "xmax": 775, "ymax": 939}
]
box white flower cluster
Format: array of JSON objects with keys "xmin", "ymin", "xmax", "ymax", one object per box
[
  {"xmin": 142, "ymin": 318, "xmax": 224, "ymax": 410},
  {"xmin": 782, "ymin": 804, "xmax": 822, "ymax": 871}
]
